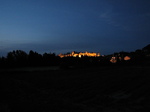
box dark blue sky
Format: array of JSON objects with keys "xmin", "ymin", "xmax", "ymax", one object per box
[{"xmin": 0, "ymin": 0, "xmax": 150, "ymax": 56}]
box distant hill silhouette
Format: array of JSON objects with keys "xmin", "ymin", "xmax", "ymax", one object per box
[{"xmin": 142, "ymin": 44, "xmax": 150, "ymax": 52}]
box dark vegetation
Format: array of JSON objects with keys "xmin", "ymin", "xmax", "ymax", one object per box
[{"xmin": 0, "ymin": 50, "xmax": 60, "ymax": 68}]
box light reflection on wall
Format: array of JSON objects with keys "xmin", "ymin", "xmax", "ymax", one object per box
[
  {"xmin": 124, "ymin": 56, "xmax": 131, "ymax": 61},
  {"xmin": 110, "ymin": 57, "xmax": 117, "ymax": 63}
]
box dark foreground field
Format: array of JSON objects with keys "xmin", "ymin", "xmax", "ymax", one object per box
[{"xmin": 1, "ymin": 66, "xmax": 150, "ymax": 112}]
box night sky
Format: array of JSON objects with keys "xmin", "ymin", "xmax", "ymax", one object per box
[{"xmin": 1, "ymin": 0, "xmax": 150, "ymax": 56}]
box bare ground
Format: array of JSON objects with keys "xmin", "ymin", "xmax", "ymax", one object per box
[{"xmin": 0, "ymin": 66, "xmax": 150, "ymax": 112}]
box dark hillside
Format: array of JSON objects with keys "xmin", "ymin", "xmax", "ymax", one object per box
[{"xmin": 142, "ymin": 44, "xmax": 150, "ymax": 51}]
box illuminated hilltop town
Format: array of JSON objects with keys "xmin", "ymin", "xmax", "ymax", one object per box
[{"xmin": 58, "ymin": 51, "xmax": 100, "ymax": 58}]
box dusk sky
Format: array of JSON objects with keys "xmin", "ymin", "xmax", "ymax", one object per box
[{"xmin": 0, "ymin": 0, "xmax": 150, "ymax": 56}]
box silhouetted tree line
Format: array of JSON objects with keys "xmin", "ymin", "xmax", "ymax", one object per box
[
  {"xmin": 0, "ymin": 44, "xmax": 150, "ymax": 69},
  {"xmin": 0, "ymin": 50, "xmax": 60, "ymax": 68}
]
